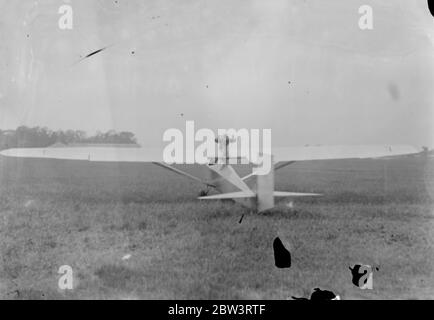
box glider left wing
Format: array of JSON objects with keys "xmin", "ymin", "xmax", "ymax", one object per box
[{"xmin": 0, "ymin": 147, "xmax": 164, "ymax": 163}]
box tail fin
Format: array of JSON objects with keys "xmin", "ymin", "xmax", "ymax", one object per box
[
  {"xmin": 203, "ymin": 154, "xmax": 322, "ymax": 213},
  {"xmin": 255, "ymin": 155, "xmax": 275, "ymax": 212},
  {"xmin": 255, "ymin": 155, "xmax": 322, "ymax": 212}
]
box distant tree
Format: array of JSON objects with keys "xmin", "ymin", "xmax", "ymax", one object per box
[
  {"xmin": 75, "ymin": 130, "xmax": 87, "ymax": 142},
  {"xmin": 0, "ymin": 127, "xmax": 138, "ymax": 150},
  {"xmin": 118, "ymin": 131, "xmax": 137, "ymax": 144}
]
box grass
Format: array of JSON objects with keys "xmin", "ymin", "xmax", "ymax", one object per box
[{"xmin": 0, "ymin": 156, "xmax": 433, "ymax": 299}]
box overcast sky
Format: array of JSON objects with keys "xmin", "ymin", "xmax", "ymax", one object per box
[{"xmin": 0, "ymin": 0, "xmax": 433, "ymax": 147}]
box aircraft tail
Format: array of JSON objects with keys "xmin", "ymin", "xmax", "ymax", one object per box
[
  {"xmin": 254, "ymin": 155, "xmax": 322, "ymax": 211},
  {"xmin": 255, "ymin": 156, "xmax": 275, "ymax": 212},
  {"xmin": 202, "ymin": 154, "xmax": 322, "ymax": 212},
  {"xmin": 199, "ymin": 191, "xmax": 255, "ymax": 200}
]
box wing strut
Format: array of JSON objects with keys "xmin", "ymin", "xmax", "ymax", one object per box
[{"xmin": 152, "ymin": 162, "xmax": 215, "ymax": 187}]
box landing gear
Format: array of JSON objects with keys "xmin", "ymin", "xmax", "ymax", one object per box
[
  {"xmin": 198, "ymin": 186, "xmax": 211, "ymax": 197},
  {"xmin": 198, "ymin": 190, "xmax": 208, "ymax": 197}
]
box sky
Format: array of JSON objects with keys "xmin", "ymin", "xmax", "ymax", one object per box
[{"xmin": 0, "ymin": 0, "xmax": 433, "ymax": 147}]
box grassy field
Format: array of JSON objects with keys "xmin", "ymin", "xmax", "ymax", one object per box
[{"xmin": 0, "ymin": 156, "xmax": 433, "ymax": 299}]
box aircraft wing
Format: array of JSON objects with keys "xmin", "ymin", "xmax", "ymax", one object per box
[
  {"xmin": 0, "ymin": 144, "xmax": 420, "ymax": 163},
  {"xmin": 0, "ymin": 147, "xmax": 165, "ymax": 163},
  {"xmin": 272, "ymin": 145, "xmax": 420, "ymax": 162}
]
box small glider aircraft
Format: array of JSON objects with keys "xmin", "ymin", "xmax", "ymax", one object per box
[{"xmin": 0, "ymin": 137, "xmax": 419, "ymax": 212}]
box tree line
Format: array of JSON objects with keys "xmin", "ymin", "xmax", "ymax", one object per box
[{"xmin": 0, "ymin": 126, "xmax": 138, "ymax": 150}]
